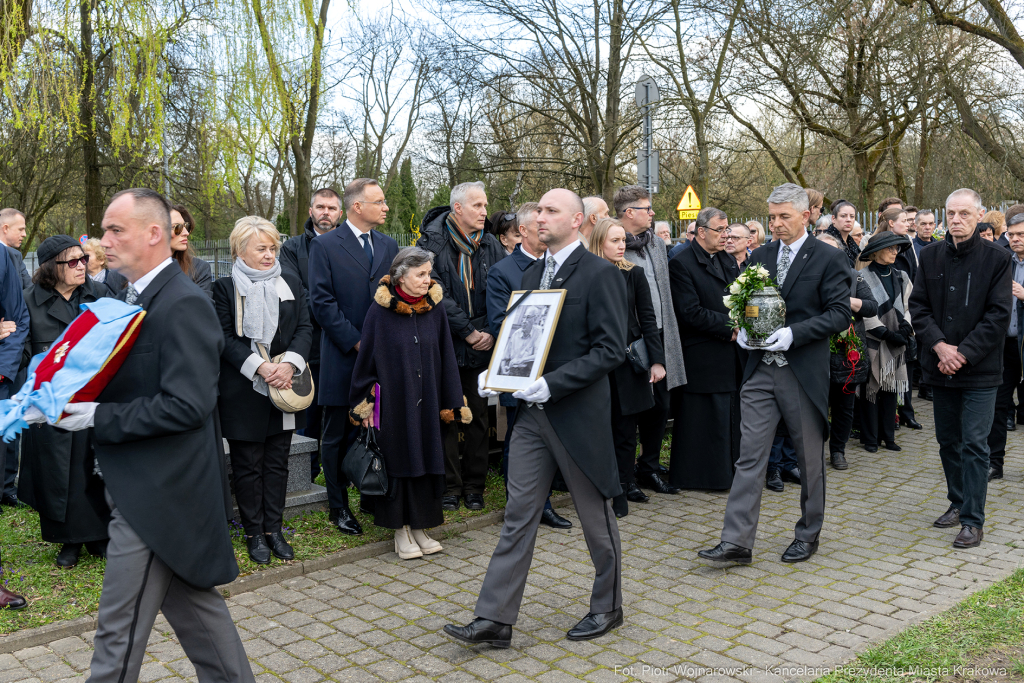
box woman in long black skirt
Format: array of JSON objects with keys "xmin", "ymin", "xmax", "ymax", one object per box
[{"xmin": 350, "ymin": 247, "xmax": 470, "ymax": 559}]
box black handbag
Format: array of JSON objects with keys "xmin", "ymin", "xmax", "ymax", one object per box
[
  {"xmin": 626, "ymin": 338, "xmax": 650, "ymax": 374},
  {"xmin": 342, "ymin": 428, "xmax": 388, "ymax": 497}
]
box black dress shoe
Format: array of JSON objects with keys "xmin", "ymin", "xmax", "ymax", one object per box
[
  {"xmin": 0, "ymin": 494, "xmax": 18, "ymax": 507},
  {"xmin": 933, "ymin": 505, "xmax": 960, "ymax": 528},
  {"xmin": 901, "ymin": 418, "xmax": 923, "ymax": 430},
  {"xmin": 765, "ymin": 468, "xmax": 783, "ymax": 492},
  {"xmin": 1008, "ymin": 417, "xmax": 1017, "ymax": 432},
  {"xmin": 443, "ymin": 618, "xmax": 512, "ymax": 648},
  {"xmin": 265, "ymin": 531, "xmax": 295, "ymax": 560},
  {"xmin": 442, "ymin": 495, "xmax": 460, "ymax": 511},
  {"xmin": 637, "ymin": 472, "xmax": 680, "ymax": 494},
  {"xmin": 0, "ymin": 585, "xmax": 26, "ymax": 610},
  {"xmin": 84, "ymin": 540, "xmax": 108, "ymax": 558},
  {"xmin": 611, "ymin": 494, "xmax": 628, "ymax": 519},
  {"xmin": 658, "ymin": 464, "xmax": 669, "ymax": 476},
  {"xmin": 55, "ymin": 543, "xmax": 82, "ymax": 569},
  {"xmin": 780, "ymin": 467, "xmax": 801, "ymax": 484},
  {"xmin": 864, "ymin": 444, "xmax": 878, "ymax": 453},
  {"xmin": 953, "ymin": 525, "xmax": 983, "ymax": 548},
  {"xmin": 329, "ymin": 506, "xmax": 364, "ymax": 535},
  {"xmin": 625, "ymin": 482, "xmax": 649, "ymax": 503},
  {"xmin": 464, "ymin": 494, "xmax": 485, "ymax": 510},
  {"xmin": 697, "ymin": 541, "xmax": 752, "ymax": 564},
  {"xmin": 830, "ymin": 452, "xmax": 849, "ymax": 470},
  {"xmin": 885, "ymin": 442, "xmax": 902, "ymax": 452},
  {"xmin": 540, "ymin": 507, "xmax": 572, "ymax": 529},
  {"xmin": 246, "ymin": 535, "xmax": 272, "ymax": 564},
  {"xmin": 989, "ymin": 467, "xmax": 1004, "ymax": 481},
  {"xmin": 567, "ymin": 608, "xmax": 624, "ymax": 641},
  {"xmin": 918, "ymin": 388, "xmax": 933, "ymax": 401},
  {"xmin": 781, "ymin": 538, "xmax": 818, "ymax": 563}
]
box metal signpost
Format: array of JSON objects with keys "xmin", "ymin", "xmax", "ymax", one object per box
[{"xmin": 635, "ymin": 75, "xmax": 660, "ymax": 194}]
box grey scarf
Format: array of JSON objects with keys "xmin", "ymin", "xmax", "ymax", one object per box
[{"xmin": 231, "ymin": 257, "xmax": 281, "ymax": 346}]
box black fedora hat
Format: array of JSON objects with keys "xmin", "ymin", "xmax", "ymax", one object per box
[{"xmin": 859, "ymin": 232, "xmax": 912, "ymax": 261}]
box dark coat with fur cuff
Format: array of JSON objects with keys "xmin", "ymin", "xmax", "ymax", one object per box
[{"xmin": 349, "ymin": 276, "xmax": 470, "ymax": 479}]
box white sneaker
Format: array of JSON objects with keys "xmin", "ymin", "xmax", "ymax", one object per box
[
  {"xmin": 411, "ymin": 528, "xmax": 443, "ymax": 554},
  {"xmin": 394, "ymin": 526, "xmax": 423, "ymax": 560}
]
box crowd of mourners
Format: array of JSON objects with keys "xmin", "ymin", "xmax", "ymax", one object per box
[{"xmin": 0, "ymin": 179, "xmax": 1018, "ymax": 615}]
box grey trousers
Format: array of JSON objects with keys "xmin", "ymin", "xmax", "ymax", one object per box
[
  {"xmin": 721, "ymin": 362, "xmax": 827, "ymax": 550},
  {"xmin": 88, "ymin": 492, "xmax": 255, "ymax": 683},
  {"xmin": 475, "ymin": 405, "xmax": 622, "ymax": 625}
]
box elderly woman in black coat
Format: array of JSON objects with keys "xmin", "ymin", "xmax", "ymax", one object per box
[
  {"xmin": 214, "ymin": 216, "xmax": 312, "ymax": 565},
  {"xmin": 19, "ymin": 235, "xmax": 111, "ymax": 569},
  {"xmin": 587, "ymin": 218, "xmax": 665, "ymax": 518},
  {"xmin": 350, "ymin": 246, "xmax": 470, "ymax": 560}
]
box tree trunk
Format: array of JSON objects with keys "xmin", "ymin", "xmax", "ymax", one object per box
[
  {"xmin": 80, "ymin": 0, "xmax": 102, "ymax": 237},
  {"xmin": 913, "ymin": 109, "xmax": 930, "ymax": 206},
  {"xmin": 601, "ymin": 0, "xmax": 624, "ymax": 204}
]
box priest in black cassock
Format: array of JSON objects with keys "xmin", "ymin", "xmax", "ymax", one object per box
[{"xmin": 667, "ymin": 208, "xmax": 745, "ymax": 490}]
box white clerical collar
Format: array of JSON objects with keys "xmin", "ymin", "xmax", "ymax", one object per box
[{"xmin": 131, "ymin": 257, "xmax": 174, "ymax": 294}]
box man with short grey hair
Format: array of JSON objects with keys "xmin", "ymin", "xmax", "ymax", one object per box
[
  {"xmin": 613, "ymin": 184, "xmax": 685, "ymax": 495},
  {"xmin": 580, "ymin": 196, "xmax": 609, "ymax": 249},
  {"xmin": 418, "ymin": 181, "xmax": 506, "ymax": 511},
  {"xmin": 699, "ymin": 182, "xmax": 852, "ymax": 564}
]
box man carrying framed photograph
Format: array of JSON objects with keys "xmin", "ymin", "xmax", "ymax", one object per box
[{"xmin": 444, "ymin": 188, "xmax": 628, "ymax": 647}]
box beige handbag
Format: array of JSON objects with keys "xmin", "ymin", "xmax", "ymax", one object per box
[{"xmin": 236, "ymin": 287, "xmax": 314, "ymax": 413}]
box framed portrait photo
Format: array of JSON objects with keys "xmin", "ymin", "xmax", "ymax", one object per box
[{"xmin": 484, "ymin": 289, "xmax": 567, "ymax": 393}]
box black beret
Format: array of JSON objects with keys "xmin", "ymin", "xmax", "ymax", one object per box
[{"xmin": 37, "ymin": 235, "xmax": 82, "ymax": 265}]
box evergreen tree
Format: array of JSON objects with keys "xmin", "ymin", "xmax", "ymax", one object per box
[
  {"xmin": 384, "ymin": 167, "xmax": 411, "ymax": 233},
  {"xmin": 429, "ymin": 185, "xmax": 451, "ymax": 210},
  {"xmin": 400, "ymin": 158, "xmax": 418, "ymax": 231}
]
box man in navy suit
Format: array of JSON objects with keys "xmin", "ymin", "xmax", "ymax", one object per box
[
  {"xmin": 485, "ymin": 202, "xmax": 571, "ymax": 530},
  {"xmin": 309, "ymin": 178, "xmax": 399, "ymax": 535}
]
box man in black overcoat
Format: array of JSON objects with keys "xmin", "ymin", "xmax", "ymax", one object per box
[
  {"xmin": 444, "ymin": 188, "xmax": 627, "ymax": 647},
  {"xmin": 280, "ymin": 187, "xmax": 341, "ymax": 479},
  {"xmin": 668, "ymin": 207, "xmax": 745, "ymax": 490},
  {"xmin": 51, "ymin": 188, "xmax": 253, "ymax": 683},
  {"xmin": 699, "ymin": 183, "xmax": 852, "ymax": 565},
  {"xmin": 308, "ymin": 178, "xmax": 398, "ymax": 535}
]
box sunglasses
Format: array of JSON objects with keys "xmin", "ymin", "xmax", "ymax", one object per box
[
  {"xmin": 172, "ymin": 222, "xmax": 191, "ymax": 236},
  {"xmin": 55, "ymin": 254, "xmax": 90, "ymax": 268}
]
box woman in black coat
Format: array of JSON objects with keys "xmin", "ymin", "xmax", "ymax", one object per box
[
  {"xmin": 349, "ymin": 247, "xmax": 469, "ymax": 560},
  {"xmin": 587, "ymin": 218, "xmax": 665, "ymax": 518},
  {"xmin": 214, "ymin": 217, "xmax": 312, "ymax": 565},
  {"xmin": 18, "ymin": 235, "xmax": 111, "ymax": 569},
  {"xmin": 171, "ymin": 204, "xmax": 213, "ymax": 296}
]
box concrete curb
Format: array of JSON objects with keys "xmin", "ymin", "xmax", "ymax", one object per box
[{"xmin": 0, "ymin": 494, "xmax": 573, "ymax": 654}]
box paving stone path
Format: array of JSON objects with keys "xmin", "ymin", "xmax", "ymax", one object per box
[{"xmin": 6, "ymin": 400, "xmax": 1024, "ymax": 682}]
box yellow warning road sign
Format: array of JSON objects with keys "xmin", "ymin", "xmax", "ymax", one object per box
[{"xmin": 676, "ymin": 185, "xmax": 701, "ymax": 220}]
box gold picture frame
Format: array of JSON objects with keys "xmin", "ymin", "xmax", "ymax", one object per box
[{"xmin": 484, "ymin": 289, "xmax": 567, "ymax": 393}]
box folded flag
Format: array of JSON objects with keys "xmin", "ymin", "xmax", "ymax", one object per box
[{"xmin": 0, "ymin": 298, "xmax": 145, "ymax": 441}]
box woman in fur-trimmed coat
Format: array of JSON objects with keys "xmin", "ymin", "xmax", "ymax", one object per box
[{"xmin": 349, "ymin": 247, "xmax": 470, "ymax": 559}]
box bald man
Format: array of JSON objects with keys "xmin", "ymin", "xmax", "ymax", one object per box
[{"xmin": 446, "ymin": 188, "xmax": 627, "ymax": 645}]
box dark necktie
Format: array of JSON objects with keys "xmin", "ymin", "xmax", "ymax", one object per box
[{"xmin": 360, "ymin": 233, "xmax": 373, "ymax": 264}]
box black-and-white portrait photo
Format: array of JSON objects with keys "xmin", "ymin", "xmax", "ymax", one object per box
[
  {"xmin": 497, "ymin": 305, "xmax": 548, "ymax": 377},
  {"xmin": 484, "ymin": 289, "xmax": 566, "ymax": 393}
]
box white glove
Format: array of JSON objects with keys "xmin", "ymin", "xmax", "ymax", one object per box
[
  {"xmin": 22, "ymin": 407, "xmax": 46, "ymax": 425},
  {"xmin": 736, "ymin": 328, "xmax": 757, "ymax": 351},
  {"xmin": 477, "ymin": 370, "xmax": 500, "ymax": 398},
  {"xmin": 513, "ymin": 378, "xmax": 551, "ymax": 404},
  {"xmin": 763, "ymin": 327, "xmax": 794, "ymax": 352},
  {"xmin": 52, "ymin": 402, "xmax": 98, "ymax": 431}
]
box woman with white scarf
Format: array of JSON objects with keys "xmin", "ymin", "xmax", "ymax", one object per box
[{"xmin": 214, "ymin": 216, "xmax": 312, "ymax": 565}]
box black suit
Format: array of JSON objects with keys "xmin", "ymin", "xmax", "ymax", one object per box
[
  {"xmin": 90, "ymin": 262, "xmax": 253, "ymax": 683},
  {"xmin": 474, "ymin": 242, "xmax": 626, "ymax": 625},
  {"xmin": 308, "ymin": 223, "xmax": 398, "ymax": 510},
  {"xmin": 668, "ymin": 241, "xmax": 745, "ymax": 489},
  {"xmin": 719, "ymin": 236, "xmax": 852, "ymax": 550}
]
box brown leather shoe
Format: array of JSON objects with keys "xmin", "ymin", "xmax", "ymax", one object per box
[
  {"xmin": 933, "ymin": 505, "xmax": 960, "ymax": 528},
  {"xmin": 0, "ymin": 585, "xmax": 27, "ymax": 610},
  {"xmin": 953, "ymin": 526, "xmax": 983, "ymax": 548}
]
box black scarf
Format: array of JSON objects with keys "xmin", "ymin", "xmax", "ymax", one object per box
[
  {"xmin": 625, "ymin": 227, "xmax": 655, "ymax": 253},
  {"xmin": 825, "ymin": 224, "xmax": 861, "ymax": 267}
]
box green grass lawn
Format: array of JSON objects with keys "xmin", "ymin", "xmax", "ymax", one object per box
[
  {"xmin": 0, "ymin": 470, "xmax": 507, "ymax": 634},
  {"xmin": 817, "ymin": 568, "xmax": 1024, "ymax": 682}
]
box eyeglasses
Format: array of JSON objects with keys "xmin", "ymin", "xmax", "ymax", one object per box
[
  {"xmin": 55, "ymin": 254, "xmax": 90, "ymax": 268},
  {"xmin": 359, "ymin": 200, "xmax": 388, "ymax": 207},
  {"xmin": 627, "ymin": 206, "xmax": 654, "ymax": 214},
  {"xmin": 172, "ymin": 222, "xmax": 191, "ymax": 236},
  {"xmin": 703, "ymin": 225, "xmax": 727, "ymax": 234}
]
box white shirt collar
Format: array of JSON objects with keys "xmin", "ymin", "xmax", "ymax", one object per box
[
  {"xmin": 547, "ymin": 239, "xmax": 580, "ymax": 268},
  {"xmin": 777, "ymin": 231, "xmax": 809, "ymax": 264},
  {"xmin": 517, "ymin": 244, "xmax": 541, "ymax": 261},
  {"xmin": 131, "ymin": 258, "xmax": 175, "ymax": 294},
  {"xmin": 348, "ymin": 221, "xmax": 372, "ymax": 243}
]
